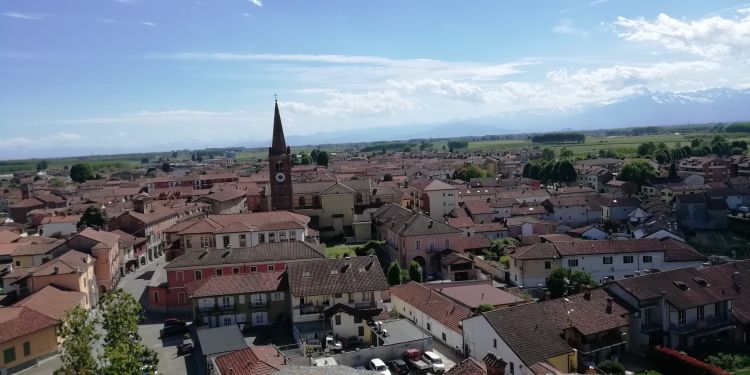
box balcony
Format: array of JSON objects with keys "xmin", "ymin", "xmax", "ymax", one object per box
[
  {"xmin": 641, "ymin": 322, "xmax": 662, "ymax": 333},
  {"xmin": 249, "ymin": 301, "xmax": 269, "ymax": 309},
  {"xmin": 670, "ymin": 316, "xmax": 731, "ymax": 335},
  {"xmin": 197, "ymin": 304, "xmax": 236, "ymax": 314},
  {"xmin": 296, "ymin": 304, "xmax": 328, "ymax": 316},
  {"xmin": 576, "ymin": 332, "xmax": 627, "ymax": 354}
]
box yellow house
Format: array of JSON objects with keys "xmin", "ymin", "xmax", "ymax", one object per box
[{"xmin": 0, "ymin": 306, "xmax": 59, "ymax": 372}]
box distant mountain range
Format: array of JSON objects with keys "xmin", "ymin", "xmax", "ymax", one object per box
[{"xmin": 251, "ymin": 87, "xmax": 750, "ymax": 147}]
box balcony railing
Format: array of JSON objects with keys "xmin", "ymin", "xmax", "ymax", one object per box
[
  {"xmin": 641, "ymin": 322, "xmax": 662, "ymax": 333},
  {"xmin": 296, "ymin": 304, "xmax": 327, "ymax": 315},
  {"xmin": 249, "ymin": 301, "xmax": 269, "ymax": 309},
  {"xmin": 670, "ymin": 316, "xmax": 730, "ymax": 334},
  {"xmin": 197, "ymin": 304, "xmax": 236, "ymax": 314},
  {"xmin": 577, "ymin": 334, "xmax": 627, "ymax": 354}
]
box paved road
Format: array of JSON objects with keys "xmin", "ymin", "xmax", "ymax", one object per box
[{"xmin": 17, "ymin": 255, "xmax": 198, "ymax": 375}]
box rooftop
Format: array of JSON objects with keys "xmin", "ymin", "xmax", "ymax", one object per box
[{"xmin": 287, "ymin": 256, "xmax": 389, "ymax": 297}]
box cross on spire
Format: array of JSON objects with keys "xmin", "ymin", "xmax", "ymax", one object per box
[{"xmin": 274, "ymin": 93, "xmax": 278, "ymax": 101}]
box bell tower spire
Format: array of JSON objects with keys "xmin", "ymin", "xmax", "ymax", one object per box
[
  {"xmin": 270, "ymin": 99, "xmax": 288, "ymax": 155},
  {"xmin": 268, "ymin": 99, "xmax": 293, "ymax": 211}
]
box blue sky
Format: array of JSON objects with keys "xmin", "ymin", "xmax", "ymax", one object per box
[{"xmin": 1, "ymin": 0, "xmax": 750, "ymax": 158}]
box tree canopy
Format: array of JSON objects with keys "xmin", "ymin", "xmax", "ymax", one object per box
[
  {"xmin": 408, "ymin": 261, "xmax": 423, "ymax": 283},
  {"xmin": 522, "ymin": 160, "xmax": 577, "ymax": 185},
  {"xmin": 78, "ymin": 206, "xmax": 107, "ymax": 229},
  {"xmin": 387, "ymin": 262, "xmax": 402, "ymax": 286},
  {"xmin": 547, "ymin": 268, "xmax": 597, "ymax": 299},
  {"xmin": 70, "ymin": 163, "xmax": 95, "ymax": 183},
  {"xmin": 454, "ymin": 165, "xmax": 490, "ymax": 181},
  {"xmin": 541, "ymin": 148, "xmax": 556, "ymax": 161},
  {"xmin": 618, "ymin": 160, "xmax": 657, "ymax": 185},
  {"xmin": 531, "ymin": 132, "xmax": 585, "ymax": 143}
]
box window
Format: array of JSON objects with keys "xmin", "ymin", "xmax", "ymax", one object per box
[
  {"xmin": 426, "ymin": 322, "xmax": 431, "ymax": 331},
  {"xmin": 493, "ymin": 338, "xmax": 497, "ymax": 348},
  {"xmin": 644, "ymin": 308, "xmax": 652, "ymax": 323},
  {"xmin": 643, "ymin": 255, "xmax": 653, "ymax": 263},
  {"xmin": 358, "ymin": 326, "xmax": 365, "ymax": 336},
  {"xmin": 697, "ymin": 305, "xmax": 705, "ymax": 321},
  {"xmin": 153, "ymin": 291, "xmax": 159, "ymax": 303},
  {"xmin": 678, "ymin": 310, "xmax": 686, "ymax": 325},
  {"xmin": 603, "ymin": 256, "xmax": 613, "ymax": 264},
  {"xmin": 259, "ymin": 233, "xmax": 265, "ymax": 243},
  {"xmin": 221, "ymin": 296, "xmax": 232, "ymax": 308},
  {"xmin": 510, "ymin": 362, "xmax": 515, "ymax": 374},
  {"xmin": 195, "ymin": 270, "xmax": 202, "ymax": 280},
  {"xmin": 239, "ymin": 234, "xmax": 246, "ymax": 247},
  {"xmin": 233, "ymin": 267, "xmax": 240, "ymax": 274},
  {"xmin": 334, "ymin": 293, "xmax": 343, "ymax": 299},
  {"xmin": 415, "ymin": 240, "xmax": 421, "ymax": 250},
  {"xmin": 444, "ymin": 238, "xmax": 450, "ymax": 247},
  {"xmin": 429, "ymin": 240, "xmax": 434, "ymax": 250},
  {"xmin": 271, "ymin": 292, "xmax": 285, "ymax": 301},
  {"xmin": 269, "ymin": 232, "xmax": 276, "ymax": 242},
  {"xmin": 185, "ymin": 237, "xmax": 192, "ymax": 248},
  {"xmin": 253, "ymin": 312, "xmax": 267, "ymax": 325},
  {"xmin": 23, "ymin": 342, "xmax": 30, "ymax": 357},
  {"xmin": 223, "ymin": 236, "xmax": 230, "ymax": 248},
  {"xmin": 3, "ymin": 347, "xmax": 15, "ymax": 364},
  {"xmin": 176, "ymin": 271, "xmax": 184, "ymax": 282},
  {"xmin": 568, "ymin": 259, "xmax": 578, "ymax": 267},
  {"xmin": 268, "ymin": 265, "xmax": 275, "ymax": 272},
  {"xmin": 442, "ymin": 332, "xmax": 447, "ymax": 341},
  {"xmin": 716, "ymin": 302, "xmax": 726, "ymax": 318},
  {"xmin": 216, "ymin": 269, "xmax": 223, "ymax": 276},
  {"xmin": 250, "ymin": 266, "xmax": 257, "ymax": 273},
  {"xmin": 335, "ymin": 315, "xmax": 341, "ymax": 325},
  {"xmin": 289, "ymin": 231, "xmax": 296, "ymax": 240},
  {"xmin": 544, "ymin": 261, "xmax": 551, "ymax": 269},
  {"xmin": 623, "ymin": 255, "xmax": 634, "ymax": 264}
]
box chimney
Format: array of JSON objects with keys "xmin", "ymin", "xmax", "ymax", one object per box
[
  {"xmin": 483, "ymin": 353, "xmax": 507, "ymax": 375},
  {"xmin": 606, "ymin": 297, "xmax": 613, "ymax": 314},
  {"xmin": 428, "ymin": 220, "xmax": 434, "ymax": 229},
  {"xmin": 53, "ymin": 266, "xmax": 59, "ymax": 274}
]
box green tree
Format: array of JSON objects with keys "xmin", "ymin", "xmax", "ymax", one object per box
[
  {"xmin": 300, "ymin": 153, "xmax": 312, "ymax": 165},
  {"xmin": 555, "ymin": 160, "xmax": 577, "ymax": 185},
  {"xmin": 161, "ymin": 162, "xmax": 172, "ymax": 173},
  {"xmin": 36, "ymin": 160, "xmax": 49, "ymax": 172},
  {"xmin": 668, "ymin": 163, "xmax": 678, "ymax": 179},
  {"xmin": 597, "ymin": 360, "xmax": 625, "ymax": 375},
  {"xmin": 408, "ymin": 261, "xmax": 423, "ymax": 283},
  {"xmin": 98, "ymin": 289, "xmax": 158, "ymax": 375},
  {"xmin": 50, "ymin": 177, "xmax": 65, "ymax": 188},
  {"xmin": 316, "ymin": 151, "xmax": 329, "ymax": 167},
  {"xmin": 654, "ymin": 148, "xmax": 671, "ymax": 164},
  {"xmin": 55, "ymin": 306, "xmax": 99, "ymax": 375},
  {"xmin": 547, "ymin": 268, "xmax": 596, "ymax": 299},
  {"xmin": 140, "ymin": 158, "xmax": 149, "ymax": 164},
  {"xmin": 70, "ymin": 163, "xmax": 95, "ymax": 183},
  {"xmin": 78, "ymin": 206, "xmax": 107, "ymax": 229},
  {"xmin": 383, "ymin": 173, "xmax": 393, "ymax": 182},
  {"xmin": 637, "ymin": 142, "xmax": 656, "ymax": 157},
  {"xmin": 618, "ymin": 160, "xmax": 657, "ymax": 185},
  {"xmin": 456, "ymin": 165, "xmax": 489, "ymax": 181},
  {"xmin": 541, "ymin": 148, "xmax": 556, "ymax": 161},
  {"xmin": 476, "ymin": 304, "xmax": 495, "ymax": 313},
  {"xmin": 387, "ymin": 262, "xmax": 402, "ymax": 286},
  {"xmin": 559, "ymin": 148, "xmax": 574, "ymax": 159}
]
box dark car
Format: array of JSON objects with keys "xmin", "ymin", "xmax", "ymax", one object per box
[
  {"xmin": 177, "ymin": 338, "xmax": 194, "ymax": 355},
  {"xmin": 387, "ymin": 359, "xmax": 410, "ymax": 375},
  {"xmin": 159, "ymin": 320, "xmax": 189, "ymax": 338}
]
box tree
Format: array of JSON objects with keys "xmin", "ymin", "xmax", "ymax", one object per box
[
  {"xmin": 300, "ymin": 153, "xmax": 312, "ymax": 165},
  {"xmin": 541, "ymin": 148, "xmax": 556, "ymax": 161},
  {"xmin": 455, "ymin": 165, "xmax": 489, "ymax": 181},
  {"xmin": 447, "ymin": 141, "xmax": 469, "ymax": 150},
  {"xmin": 668, "ymin": 163, "xmax": 678, "ymax": 179},
  {"xmin": 140, "ymin": 158, "xmax": 149, "ymax": 164},
  {"xmin": 597, "ymin": 360, "xmax": 625, "ymax": 375},
  {"xmin": 171, "ymin": 151, "xmax": 178, "ymax": 158},
  {"xmin": 70, "ymin": 163, "xmax": 95, "ymax": 183},
  {"xmin": 55, "ymin": 306, "xmax": 99, "ymax": 375},
  {"xmin": 387, "ymin": 262, "xmax": 402, "ymax": 286},
  {"xmin": 476, "ymin": 304, "xmax": 495, "ymax": 313},
  {"xmin": 602, "ymin": 218, "xmax": 619, "ymax": 234},
  {"xmin": 618, "ymin": 160, "xmax": 657, "ymax": 185},
  {"xmin": 383, "ymin": 173, "xmax": 393, "ymax": 182},
  {"xmin": 530, "ymin": 132, "xmax": 585, "ymax": 143},
  {"xmin": 559, "ymin": 148, "xmax": 574, "ymax": 159},
  {"xmin": 637, "ymin": 142, "xmax": 656, "ymax": 157},
  {"xmin": 316, "ymin": 151, "xmax": 329, "ymax": 167},
  {"xmin": 653, "ymin": 149, "xmax": 671, "ymax": 164},
  {"xmin": 36, "ymin": 160, "xmax": 49, "ymax": 172},
  {"xmin": 98, "ymin": 289, "xmax": 158, "ymax": 375},
  {"xmin": 408, "ymin": 261, "xmax": 423, "ymax": 283},
  {"xmin": 547, "ymin": 268, "xmax": 596, "ymax": 299},
  {"xmin": 311, "ymin": 149, "xmax": 319, "ymax": 161},
  {"xmin": 161, "ymin": 162, "xmax": 172, "ymax": 173},
  {"xmin": 78, "ymin": 206, "xmax": 107, "ymax": 229},
  {"xmin": 555, "ymin": 160, "xmax": 577, "ymax": 185},
  {"xmin": 50, "ymin": 177, "xmax": 65, "ymax": 188}
]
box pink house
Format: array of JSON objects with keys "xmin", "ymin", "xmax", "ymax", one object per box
[{"xmin": 65, "ymin": 228, "xmax": 123, "ymax": 292}]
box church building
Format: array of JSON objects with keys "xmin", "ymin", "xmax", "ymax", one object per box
[{"xmin": 268, "ymin": 100, "xmax": 294, "ymax": 211}]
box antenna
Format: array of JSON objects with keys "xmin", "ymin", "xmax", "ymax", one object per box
[{"xmin": 274, "ymin": 93, "xmax": 278, "ymax": 101}]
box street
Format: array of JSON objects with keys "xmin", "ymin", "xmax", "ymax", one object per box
[{"xmin": 17, "ymin": 256, "xmax": 197, "ymax": 375}]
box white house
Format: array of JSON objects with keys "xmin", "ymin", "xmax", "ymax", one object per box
[
  {"xmin": 507, "ymin": 238, "xmax": 707, "ymax": 288},
  {"xmin": 412, "ymin": 179, "xmax": 457, "ymax": 219},
  {"xmin": 390, "ymin": 281, "xmax": 471, "ymax": 351},
  {"xmin": 38, "ymin": 215, "xmax": 80, "ymax": 237}
]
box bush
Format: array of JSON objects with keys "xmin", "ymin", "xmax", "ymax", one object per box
[
  {"xmin": 649, "ymin": 346, "xmax": 731, "ymax": 375},
  {"xmin": 598, "ymin": 360, "xmax": 625, "ymax": 375}
]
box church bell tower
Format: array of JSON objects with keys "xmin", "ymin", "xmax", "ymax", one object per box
[{"xmin": 269, "ymin": 100, "xmax": 293, "ymax": 211}]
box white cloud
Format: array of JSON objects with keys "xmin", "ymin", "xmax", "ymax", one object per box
[
  {"xmin": 388, "ymin": 79, "xmax": 487, "ymax": 102},
  {"xmin": 1, "ymin": 12, "xmax": 48, "ymax": 20},
  {"xmin": 141, "ymin": 21, "xmax": 156, "ymax": 27},
  {"xmin": 614, "ymin": 9, "xmax": 750, "ymax": 60},
  {"xmin": 249, "ymin": 0, "xmax": 262, "ymax": 7},
  {"xmin": 553, "ymin": 19, "xmax": 589, "ymax": 37},
  {"xmin": 46, "ymin": 132, "xmax": 85, "ymax": 141},
  {"xmin": 280, "ymin": 90, "xmax": 416, "ymax": 117}
]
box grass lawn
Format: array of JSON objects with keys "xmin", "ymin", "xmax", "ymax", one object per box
[
  {"xmin": 734, "ymin": 369, "xmax": 750, "ymax": 375},
  {"xmin": 325, "ymin": 244, "xmax": 359, "ymax": 258},
  {"xmin": 686, "ymin": 230, "xmax": 750, "ymax": 257}
]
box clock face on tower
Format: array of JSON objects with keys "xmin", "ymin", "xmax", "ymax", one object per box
[{"xmin": 275, "ymin": 172, "xmax": 286, "ymax": 183}]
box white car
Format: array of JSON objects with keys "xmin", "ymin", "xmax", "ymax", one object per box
[
  {"xmin": 366, "ymin": 358, "xmax": 392, "ymax": 375},
  {"xmin": 422, "ymin": 351, "xmax": 445, "ymax": 373}
]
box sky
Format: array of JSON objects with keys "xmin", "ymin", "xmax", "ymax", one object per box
[{"xmin": 1, "ymin": 0, "xmax": 750, "ymax": 158}]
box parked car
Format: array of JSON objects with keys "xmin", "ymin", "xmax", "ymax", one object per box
[
  {"xmin": 365, "ymin": 358, "xmax": 391, "ymax": 375},
  {"xmin": 422, "ymin": 351, "xmax": 446, "ymax": 374},
  {"xmin": 325, "ymin": 335, "xmax": 343, "ymax": 352},
  {"xmin": 159, "ymin": 320, "xmax": 189, "ymax": 338},
  {"xmin": 402, "ymin": 348, "xmax": 431, "ymax": 373},
  {"xmin": 177, "ymin": 337, "xmax": 194, "ymax": 355},
  {"xmin": 386, "ymin": 359, "xmax": 410, "ymax": 375}
]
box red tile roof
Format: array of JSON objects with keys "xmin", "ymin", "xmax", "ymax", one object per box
[
  {"xmin": 446, "ymin": 357, "xmax": 486, "ymax": 375},
  {"xmin": 0, "ymin": 306, "xmax": 59, "ymax": 343},
  {"xmin": 438, "ymin": 284, "xmax": 523, "ymax": 309},
  {"xmin": 288, "ymin": 256, "xmax": 389, "ymax": 297},
  {"xmin": 390, "ymin": 281, "xmax": 472, "ymax": 332},
  {"xmin": 14, "ymin": 285, "xmax": 86, "ymax": 320},
  {"xmin": 187, "ymin": 272, "xmax": 286, "ymax": 298},
  {"xmin": 215, "ymin": 345, "xmax": 287, "ymax": 375}
]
